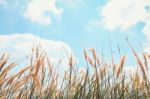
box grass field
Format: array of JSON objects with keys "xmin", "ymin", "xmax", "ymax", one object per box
[{"xmin": 0, "ymin": 41, "xmax": 150, "ymax": 99}]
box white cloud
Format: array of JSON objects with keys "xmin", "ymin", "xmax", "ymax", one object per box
[
  {"xmin": 0, "ymin": 0, "xmax": 7, "ymax": 5},
  {"xmin": 0, "ymin": 33, "xmax": 75, "ymax": 74},
  {"xmin": 1, "ymin": 0, "xmax": 82, "ymax": 25},
  {"xmin": 0, "ymin": 0, "xmax": 4, "ymax": 4},
  {"xmin": 24, "ymin": 0, "xmax": 63, "ymax": 25},
  {"xmin": 99, "ymin": 0, "xmax": 150, "ymax": 53},
  {"xmin": 100, "ymin": 0, "xmax": 150, "ymax": 31}
]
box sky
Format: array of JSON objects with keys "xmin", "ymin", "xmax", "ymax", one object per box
[{"xmin": 0, "ymin": 0, "xmax": 150, "ymax": 71}]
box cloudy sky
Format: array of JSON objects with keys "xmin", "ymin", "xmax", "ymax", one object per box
[{"xmin": 0, "ymin": 0, "xmax": 150, "ymax": 68}]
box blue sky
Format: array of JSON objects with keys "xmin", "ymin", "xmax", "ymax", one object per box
[{"xmin": 0, "ymin": 0, "xmax": 150, "ymax": 68}]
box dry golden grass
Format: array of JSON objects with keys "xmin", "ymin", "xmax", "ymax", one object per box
[{"xmin": 0, "ymin": 43, "xmax": 150, "ymax": 99}]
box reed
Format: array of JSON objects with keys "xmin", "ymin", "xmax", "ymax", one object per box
[{"xmin": 0, "ymin": 44, "xmax": 150, "ymax": 99}]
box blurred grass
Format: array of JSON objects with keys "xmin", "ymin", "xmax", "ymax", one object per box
[{"xmin": 0, "ymin": 43, "xmax": 150, "ymax": 99}]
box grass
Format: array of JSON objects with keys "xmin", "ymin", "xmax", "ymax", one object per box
[{"xmin": 0, "ymin": 43, "xmax": 150, "ymax": 99}]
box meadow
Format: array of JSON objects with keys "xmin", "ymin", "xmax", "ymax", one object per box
[{"xmin": 0, "ymin": 39, "xmax": 150, "ymax": 99}]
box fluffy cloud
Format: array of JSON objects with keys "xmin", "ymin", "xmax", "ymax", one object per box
[
  {"xmin": 0, "ymin": 0, "xmax": 7, "ymax": 5},
  {"xmin": 0, "ymin": 33, "xmax": 75, "ymax": 73},
  {"xmin": 100, "ymin": 0, "xmax": 150, "ymax": 52},
  {"xmin": 24, "ymin": 0, "xmax": 63, "ymax": 25},
  {"xmin": 0, "ymin": 0, "xmax": 3, "ymax": 4},
  {"xmin": 100, "ymin": 0, "xmax": 150, "ymax": 31}
]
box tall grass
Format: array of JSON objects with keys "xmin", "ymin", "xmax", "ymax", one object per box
[{"xmin": 0, "ymin": 44, "xmax": 150, "ymax": 99}]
